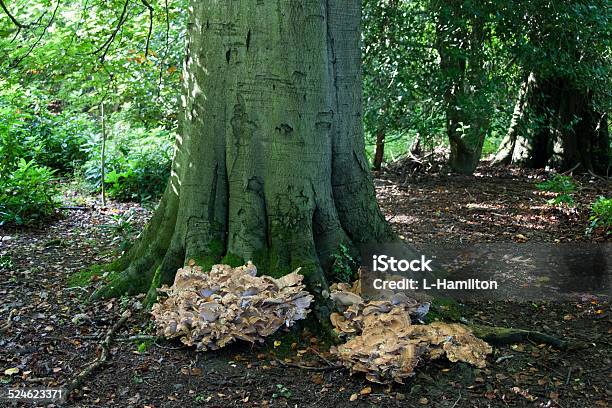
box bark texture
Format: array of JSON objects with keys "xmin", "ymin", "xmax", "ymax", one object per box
[{"xmin": 93, "ymin": 0, "xmax": 395, "ymax": 320}]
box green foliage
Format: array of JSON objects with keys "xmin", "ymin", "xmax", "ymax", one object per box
[
  {"xmin": 99, "ymin": 210, "xmax": 137, "ymax": 252},
  {"xmin": 272, "ymin": 384, "xmax": 292, "ymax": 399},
  {"xmin": 537, "ymin": 175, "xmax": 577, "ymax": 208},
  {"xmin": 135, "ymin": 341, "xmax": 152, "ymax": 353},
  {"xmin": 425, "ymin": 298, "xmax": 463, "ymax": 323},
  {"xmin": 82, "ymin": 122, "xmax": 173, "ymax": 202},
  {"xmin": 0, "ymin": 0, "xmax": 186, "ymax": 209},
  {"xmin": 0, "ymin": 159, "xmax": 59, "ymax": 226},
  {"xmin": 0, "ymin": 82, "xmax": 93, "ymax": 174},
  {"xmin": 587, "ymin": 197, "xmax": 612, "ymax": 235},
  {"xmin": 547, "ymin": 194, "xmax": 575, "ymax": 207},
  {"xmin": 0, "ymin": 255, "xmax": 13, "ymax": 270},
  {"xmin": 330, "ymin": 244, "xmax": 357, "ymax": 283},
  {"xmin": 536, "ymin": 175, "xmax": 577, "ymax": 194}
]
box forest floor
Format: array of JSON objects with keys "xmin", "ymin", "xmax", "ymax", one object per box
[{"xmin": 0, "ymin": 165, "xmax": 610, "ymax": 408}]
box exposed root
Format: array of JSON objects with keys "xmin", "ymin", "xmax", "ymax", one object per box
[
  {"xmin": 469, "ymin": 324, "xmax": 588, "ymax": 350},
  {"xmin": 65, "ymin": 306, "xmax": 132, "ymax": 396}
]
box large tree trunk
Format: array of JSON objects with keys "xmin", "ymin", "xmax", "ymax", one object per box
[
  {"xmin": 493, "ymin": 73, "xmax": 535, "ymax": 166},
  {"xmin": 494, "ymin": 75, "xmax": 610, "ymax": 175},
  {"xmin": 92, "ymin": 0, "xmax": 395, "ymax": 320}
]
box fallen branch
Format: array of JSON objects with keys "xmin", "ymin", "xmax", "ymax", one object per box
[
  {"xmin": 0, "ymin": 309, "xmax": 16, "ymax": 333},
  {"xmin": 65, "ymin": 307, "xmax": 131, "ymax": 395},
  {"xmin": 469, "ymin": 324, "xmax": 588, "ymax": 350},
  {"xmin": 275, "ymin": 358, "xmax": 343, "ymax": 372}
]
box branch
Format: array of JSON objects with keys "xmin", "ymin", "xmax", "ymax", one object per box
[
  {"xmin": 11, "ymin": 0, "xmax": 60, "ymax": 67},
  {"xmin": 65, "ymin": 307, "xmax": 132, "ymax": 395},
  {"xmin": 156, "ymin": 0, "xmax": 170, "ymax": 98},
  {"xmin": 0, "ymin": 0, "xmax": 28, "ymax": 28},
  {"xmin": 92, "ymin": 0, "xmax": 130, "ymax": 62},
  {"xmin": 140, "ymin": 0, "xmax": 153, "ymax": 58}
]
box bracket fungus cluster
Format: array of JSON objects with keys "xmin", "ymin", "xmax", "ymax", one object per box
[
  {"xmin": 151, "ymin": 262, "xmax": 313, "ymax": 350},
  {"xmin": 329, "ymin": 282, "xmax": 492, "ymax": 384}
]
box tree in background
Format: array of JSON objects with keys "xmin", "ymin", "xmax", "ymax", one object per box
[
  {"xmin": 362, "ymin": 0, "xmax": 439, "ymax": 170},
  {"xmin": 431, "ymin": 0, "xmax": 510, "ymax": 174},
  {"xmin": 493, "ymin": 0, "xmax": 611, "ymax": 175}
]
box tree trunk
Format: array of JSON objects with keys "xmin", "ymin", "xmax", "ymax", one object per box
[
  {"xmin": 372, "ymin": 130, "xmax": 385, "ymax": 171},
  {"xmin": 493, "ymin": 73, "xmax": 535, "ymax": 166},
  {"xmin": 92, "ymin": 0, "xmax": 395, "ymax": 320},
  {"xmin": 494, "ymin": 75, "xmax": 610, "ymax": 175}
]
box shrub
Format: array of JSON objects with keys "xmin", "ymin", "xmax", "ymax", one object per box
[
  {"xmin": 1, "ymin": 87, "xmax": 92, "ymax": 174},
  {"xmin": 0, "ymin": 159, "xmax": 59, "ymax": 226},
  {"xmin": 24, "ymin": 111, "xmax": 93, "ymax": 173},
  {"xmin": 81, "ymin": 121, "xmax": 173, "ymax": 202},
  {"xmin": 331, "ymin": 244, "xmax": 358, "ymax": 283},
  {"xmin": 587, "ymin": 197, "xmax": 612, "ymax": 235},
  {"xmin": 536, "ymin": 174, "xmax": 576, "ymax": 194}
]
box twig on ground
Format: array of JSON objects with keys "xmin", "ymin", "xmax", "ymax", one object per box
[
  {"xmin": 117, "ymin": 334, "xmax": 160, "ymax": 342},
  {"xmin": 450, "ymin": 393, "xmax": 461, "ymax": 408},
  {"xmin": 26, "ymin": 377, "xmax": 54, "ymax": 383},
  {"xmin": 561, "ymin": 163, "xmax": 581, "ymax": 175},
  {"xmin": 0, "ymin": 309, "xmax": 16, "ymax": 333},
  {"xmin": 494, "ymin": 355, "xmax": 514, "ymax": 364},
  {"xmin": 275, "ymin": 358, "xmax": 343, "ymax": 372},
  {"xmin": 308, "ymin": 347, "xmax": 337, "ymax": 367},
  {"xmin": 65, "ymin": 307, "xmax": 132, "ymax": 396},
  {"xmin": 565, "ymin": 366, "xmax": 573, "ymax": 385},
  {"xmin": 588, "ymin": 170, "xmax": 610, "ymax": 181}
]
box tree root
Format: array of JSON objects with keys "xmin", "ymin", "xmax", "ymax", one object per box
[
  {"xmin": 469, "ymin": 324, "xmax": 589, "ymax": 351},
  {"xmin": 65, "ymin": 306, "xmax": 132, "ymax": 396}
]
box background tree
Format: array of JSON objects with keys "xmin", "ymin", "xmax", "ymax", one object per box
[{"xmin": 493, "ymin": 0, "xmax": 611, "ymax": 175}]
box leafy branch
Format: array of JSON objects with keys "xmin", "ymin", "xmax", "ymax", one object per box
[{"xmin": 0, "ymin": 0, "xmax": 28, "ymax": 29}]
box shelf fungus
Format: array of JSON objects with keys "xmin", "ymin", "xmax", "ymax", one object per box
[
  {"xmin": 151, "ymin": 262, "xmax": 313, "ymax": 350},
  {"xmin": 329, "ymin": 282, "xmax": 492, "ymax": 384}
]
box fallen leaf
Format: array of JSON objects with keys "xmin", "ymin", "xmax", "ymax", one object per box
[{"xmin": 4, "ymin": 367, "xmax": 19, "ymax": 376}]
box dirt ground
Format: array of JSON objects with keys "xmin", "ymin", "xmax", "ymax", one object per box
[{"xmin": 0, "ymin": 165, "xmax": 610, "ymax": 407}]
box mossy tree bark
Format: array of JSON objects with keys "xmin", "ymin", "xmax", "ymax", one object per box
[
  {"xmin": 92, "ymin": 0, "xmax": 395, "ymax": 321},
  {"xmin": 494, "ymin": 74, "xmax": 610, "ymax": 175}
]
